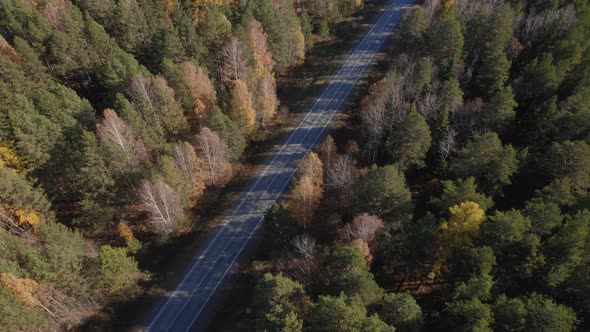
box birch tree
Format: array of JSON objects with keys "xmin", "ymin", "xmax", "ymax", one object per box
[
  {"xmin": 173, "ymin": 142, "xmax": 206, "ymax": 200},
  {"xmin": 96, "ymin": 109, "xmax": 148, "ymax": 165},
  {"xmin": 221, "ymin": 37, "xmax": 247, "ymax": 83},
  {"xmin": 138, "ymin": 179, "xmax": 183, "ymax": 234},
  {"xmin": 195, "ymin": 127, "xmax": 230, "ymax": 186}
]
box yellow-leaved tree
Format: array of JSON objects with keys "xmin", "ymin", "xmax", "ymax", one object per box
[
  {"xmin": 229, "ymin": 80, "xmax": 256, "ymax": 134},
  {"xmin": 15, "ymin": 209, "xmax": 40, "ymax": 227},
  {"xmin": 433, "ymin": 201, "xmax": 486, "ymax": 275},
  {"xmin": 288, "ymin": 152, "xmax": 324, "ymax": 229},
  {"xmin": 0, "ymin": 141, "xmax": 28, "ymax": 173}
]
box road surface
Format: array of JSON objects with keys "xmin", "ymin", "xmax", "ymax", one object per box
[{"xmin": 146, "ymin": 0, "xmax": 415, "ymax": 330}]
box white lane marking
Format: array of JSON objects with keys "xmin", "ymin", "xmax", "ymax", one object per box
[
  {"xmin": 183, "ymin": 1, "xmax": 410, "ymax": 331},
  {"xmin": 167, "ymin": 6, "xmax": 395, "ymax": 328},
  {"xmin": 147, "ymin": 5, "xmax": 390, "ymax": 327},
  {"xmin": 149, "ymin": 0, "xmax": 407, "ymax": 329}
]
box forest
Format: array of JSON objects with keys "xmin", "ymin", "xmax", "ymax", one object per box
[
  {"xmin": 0, "ymin": 0, "xmax": 366, "ymax": 329},
  {"xmin": 254, "ymin": 0, "xmax": 590, "ymax": 331}
]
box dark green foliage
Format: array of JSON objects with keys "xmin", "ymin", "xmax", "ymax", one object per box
[
  {"xmin": 99, "ymin": 245, "xmax": 142, "ymax": 297},
  {"xmin": 523, "ymin": 199, "xmax": 563, "ymax": 236},
  {"xmin": 453, "ymin": 246, "xmax": 496, "ymax": 278},
  {"xmin": 7, "ymin": 95, "xmax": 62, "ymax": 170},
  {"xmin": 324, "ymin": 246, "xmax": 384, "ymax": 305},
  {"xmin": 378, "ymin": 293, "xmax": 424, "ymax": 332},
  {"xmin": 206, "ymin": 107, "xmax": 246, "ymax": 161},
  {"xmin": 557, "ymin": 85, "xmax": 590, "ymax": 140},
  {"xmin": 386, "ymin": 111, "xmax": 432, "ymax": 169},
  {"xmin": 476, "ymin": 47, "xmax": 511, "ymax": 99},
  {"xmin": 444, "ymin": 298, "xmax": 493, "ymax": 332},
  {"xmin": 262, "ymin": 204, "xmax": 296, "ymax": 259},
  {"xmin": 429, "ymin": 177, "xmax": 494, "ymax": 214},
  {"xmin": 353, "ymin": 165, "xmax": 413, "ymax": 228},
  {"xmin": 0, "ymin": 166, "xmax": 52, "ymax": 220},
  {"xmin": 254, "ymin": 273, "xmax": 306, "ymax": 332},
  {"xmin": 450, "ymin": 132, "xmax": 518, "ymax": 194},
  {"xmin": 311, "ymin": 293, "xmax": 394, "ymax": 332},
  {"xmin": 452, "ymin": 273, "xmax": 493, "ymax": 301},
  {"xmin": 480, "ymin": 86, "xmax": 517, "ymax": 135},
  {"xmin": 36, "ymin": 223, "xmax": 87, "ymax": 293},
  {"xmin": 523, "ymin": 293, "xmax": 577, "ymax": 331},
  {"xmin": 395, "ymin": 8, "xmax": 428, "ymax": 53},
  {"xmin": 540, "ymin": 140, "xmax": 590, "ymax": 190},
  {"xmin": 542, "ymin": 211, "xmax": 590, "ymax": 286},
  {"xmin": 427, "ymin": 11, "xmax": 464, "ymax": 77},
  {"xmin": 0, "ymin": 286, "xmax": 50, "ymax": 331},
  {"xmin": 514, "ymin": 54, "xmax": 560, "ymax": 106},
  {"xmin": 481, "ymin": 210, "xmax": 531, "ymax": 249},
  {"xmin": 404, "ymin": 213, "xmax": 438, "ymax": 265},
  {"xmin": 492, "ymin": 295, "xmax": 526, "ymax": 332}
]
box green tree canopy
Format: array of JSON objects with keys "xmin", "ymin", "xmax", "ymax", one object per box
[
  {"xmin": 353, "ymin": 165, "xmax": 413, "ymax": 229},
  {"xmin": 378, "ymin": 292, "xmax": 423, "ymax": 332},
  {"xmin": 450, "ymin": 132, "xmax": 518, "ymax": 194},
  {"xmin": 386, "ymin": 111, "xmax": 432, "ymax": 170},
  {"xmin": 324, "ymin": 246, "xmax": 384, "ymax": 305},
  {"xmin": 311, "ymin": 293, "xmax": 394, "ymax": 332}
]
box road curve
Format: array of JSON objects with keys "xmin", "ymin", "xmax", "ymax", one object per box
[{"xmin": 146, "ymin": 0, "xmax": 415, "ymax": 330}]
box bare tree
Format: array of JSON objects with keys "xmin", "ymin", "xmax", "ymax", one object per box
[
  {"xmin": 128, "ymin": 75, "xmax": 156, "ymax": 107},
  {"xmin": 361, "ymin": 101, "xmax": 387, "ymax": 159},
  {"xmin": 326, "ymin": 154, "xmax": 356, "ymax": 204},
  {"xmin": 319, "ymin": 135, "xmax": 337, "ymax": 165},
  {"xmin": 138, "ymin": 179, "xmax": 183, "ymax": 234},
  {"xmin": 515, "ymin": 5, "xmax": 576, "ymax": 44},
  {"xmin": 127, "ymin": 75, "xmax": 165, "ymax": 138},
  {"xmin": 195, "ymin": 127, "xmax": 230, "ymax": 186},
  {"xmin": 417, "ymin": 80, "xmax": 442, "ymax": 120},
  {"xmin": 339, "ymin": 213, "xmax": 384, "ymax": 244},
  {"xmin": 221, "ymin": 37, "xmax": 247, "ymax": 83},
  {"xmin": 384, "ymin": 74, "xmax": 408, "ymax": 125},
  {"xmin": 292, "ymin": 233, "xmax": 317, "ymax": 258},
  {"xmin": 456, "ymin": 0, "xmax": 500, "ymax": 21},
  {"xmin": 291, "ymin": 233, "xmax": 317, "ymax": 287},
  {"xmin": 96, "ymin": 109, "xmax": 148, "ymax": 164},
  {"xmin": 439, "ymin": 127, "xmax": 458, "ymax": 161}
]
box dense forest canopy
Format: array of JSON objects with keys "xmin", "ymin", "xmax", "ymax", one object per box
[
  {"xmin": 0, "ymin": 0, "xmax": 365, "ymax": 329},
  {"xmin": 256, "ymin": 0, "xmax": 590, "ymax": 331}
]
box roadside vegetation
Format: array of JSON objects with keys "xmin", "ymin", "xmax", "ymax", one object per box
[
  {"xmin": 256, "ymin": 0, "xmax": 590, "ymax": 331},
  {"xmin": 0, "ymin": 0, "xmax": 366, "ymax": 329}
]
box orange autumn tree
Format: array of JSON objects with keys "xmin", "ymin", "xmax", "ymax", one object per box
[
  {"xmin": 179, "ymin": 61, "xmax": 217, "ymax": 119},
  {"xmin": 247, "ymin": 19, "xmax": 279, "ymax": 126},
  {"xmin": 288, "ymin": 152, "xmax": 324, "ymax": 229}
]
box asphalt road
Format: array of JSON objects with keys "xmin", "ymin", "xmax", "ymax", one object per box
[{"xmin": 146, "ymin": 0, "xmax": 415, "ymax": 330}]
